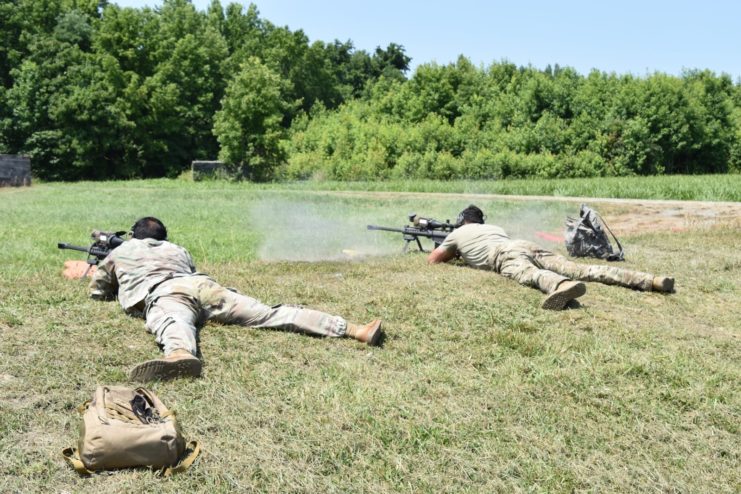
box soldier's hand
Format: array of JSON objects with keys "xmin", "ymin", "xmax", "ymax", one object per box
[{"xmin": 62, "ymin": 260, "xmax": 96, "ymax": 280}]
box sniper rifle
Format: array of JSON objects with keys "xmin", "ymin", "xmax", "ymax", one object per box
[
  {"xmin": 367, "ymin": 213, "xmax": 459, "ymax": 253},
  {"xmin": 58, "ymin": 230, "xmax": 127, "ymax": 278}
]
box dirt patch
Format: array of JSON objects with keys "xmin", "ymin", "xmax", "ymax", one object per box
[
  {"xmin": 577, "ymin": 200, "xmax": 741, "ymax": 236},
  {"xmin": 300, "ymin": 190, "xmax": 741, "ymax": 236}
]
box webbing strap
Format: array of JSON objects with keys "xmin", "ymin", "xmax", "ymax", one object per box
[
  {"xmin": 161, "ymin": 441, "xmax": 201, "ymax": 477},
  {"xmin": 62, "ymin": 447, "xmax": 93, "ymax": 475},
  {"xmin": 592, "ymin": 209, "xmax": 624, "ymax": 260},
  {"xmin": 105, "ymin": 402, "xmax": 142, "ymax": 423},
  {"xmin": 76, "ymin": 400, "xmax": 91, "ymax": 415}
]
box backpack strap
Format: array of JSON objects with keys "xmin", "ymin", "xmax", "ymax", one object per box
[
  {"xmin": 76, "ymin": 400, "xmax": 91, "ymax": 415},
  {"xmin": 105, "ymin": 401, "xmax": 142, "ymax": 423},
  {"xmin": 591, "ymin": 208, "xmax": 624, "ymax": 261},
  {"xmin": 64, "ymin": 401, "xmax": 95, "ymax": 475},
  {"xmin": 161, "ymin": 440, "xmax": 201, "ymax": 477},
  {"xmin": 62, "ymin": 447, "xmax": 93, "ymax": 475}
]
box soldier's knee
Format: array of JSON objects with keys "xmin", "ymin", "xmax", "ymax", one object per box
[{"xmin": 148, "ymin": 313, "xmax": 194, "ymax": 336}]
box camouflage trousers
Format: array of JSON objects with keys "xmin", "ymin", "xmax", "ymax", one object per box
[
  {"xmin": 143, "ymin": 275, "xmax": 347, "ymax": 356},
  {"xmin": 489, "ymin": 240, "xmax": 654, "ymax": 294}
]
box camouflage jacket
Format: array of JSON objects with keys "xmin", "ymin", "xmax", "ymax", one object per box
[{"xmin": 89, "ymin": 238, "xmax": 200, "ymax": 313}]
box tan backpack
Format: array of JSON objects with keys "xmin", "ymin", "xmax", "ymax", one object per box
[{"xmin": 63, "ymin": 386, "xmax": 200, "ymax": 476}]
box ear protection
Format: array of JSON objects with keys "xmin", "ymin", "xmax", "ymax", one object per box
[
  {"xmin": 455, "ymin": 211, "xmax": 465, "ymax": 227},
  {"xmin": 456, "ymin": 205, "xmax": 486, "ymax": 225}
]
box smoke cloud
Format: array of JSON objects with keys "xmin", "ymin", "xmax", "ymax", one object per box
[{"xmin": 251, "ymin": 197, "xmax": 396, "ymax": 261}]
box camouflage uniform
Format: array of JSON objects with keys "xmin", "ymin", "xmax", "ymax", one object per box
[
  {"xmin": 439, "ymin": 224, "xmax": 655, "ymax": 294},
  {"xmin": 90, "ymin": 238, "xmax": 346, "ymax": 356}
]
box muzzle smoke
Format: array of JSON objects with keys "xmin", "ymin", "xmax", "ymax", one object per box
[{"xmin": 251, "ymin": 197, "xmax": 394, "ymax": 261}]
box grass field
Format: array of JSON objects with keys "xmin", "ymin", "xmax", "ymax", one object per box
[
  {"xmin": 255, "ymin": 174, "xmax": 741, "ymax": 202},
  {"xmin": 1, "ymin": 180, "xmax": 739, "ymax": 493}
]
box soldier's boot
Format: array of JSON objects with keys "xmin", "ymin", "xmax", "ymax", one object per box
[
  {"xmin": 542, "ymin": 280, "xmax": 586, "ymax": 310},
  {"xmin": 652, "ymin": 276, "xmax": 675, "ymax": 293},
  {"xmin": 346, "ymin": 319, "xmax": 383, "ymax": 346},
  {"xmin": 129, "ymin": 349, "xmax": 202, "ymax": 382}
]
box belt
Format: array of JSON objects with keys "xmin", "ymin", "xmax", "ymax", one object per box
[{"xmin": 147, "ymin": 273, "xmax": 177, "ymax": 295}]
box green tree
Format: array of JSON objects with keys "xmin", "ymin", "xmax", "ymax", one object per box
[
  {"xmin": 401, "ymin": 59, "xmax": 466, "ymax": 123},
  {"xmin": 372, "ymin": 42, "xmax": 410, "ymax": 80},
  {"xmin": 94, "ymin": 4, "xmax": 160, "ymax": 76},
  {"xmin": 213, "ymin": 57, "xmax": 290, "ymax": 180},
  {"xmin": 138, "ymin": 27, "xmax": 228, "ymax": 176},
  {"xmin": 4, "ymin": 22, "xmax": 134, "ymax": 179},
  {"xmin": 0, "ymin": 0, "xmax": 25, "ymax": 89},
  {"xmin": 205, "ymin": 0, "xmax": 225, "ymax": 33},
  {"xmin": 323, "ymin": 39, "xmax": 370, "ymax": 98},
  {"xmin": 98, "ymin": 0, "xmax": 229, "ymax": 176},
  {"xmin": 681, "ymin": 70, "xmax": 735, "ymax": 173},
  {"xmin": 221, "ymin": 2, "xmax": 264, "ymax": 58}
]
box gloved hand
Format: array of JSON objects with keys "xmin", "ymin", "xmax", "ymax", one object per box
[{"xmin": 62, "ymin": 260, "xmax": 96, "ymax": 280}]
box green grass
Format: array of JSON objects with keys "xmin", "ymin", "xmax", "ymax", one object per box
[
  {"xmin": 43, "ymin": 173, "xmax": 741, "ymax": 201},
  {"xmin": 1, "ymin": 181, "xmax": 739, "ymax": 493},
  {"xmin": 253, "ymin": 174, "xmax": 739, "ymax": 201}
]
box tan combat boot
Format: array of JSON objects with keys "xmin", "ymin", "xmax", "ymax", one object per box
[
  {"xmin": 652, "ymin": 276, "xmax": 675, "ymax": 293},
  {"xmin": 128, "ymin": 349, "xmax": 202, "ymax": 382},
  {"xmin": 542, "ymin": 280, "xmax": 587, "ymax": 310},
  {"xmin": 346, "ymin": 319, "xmax": 383, "ymax": 346}
]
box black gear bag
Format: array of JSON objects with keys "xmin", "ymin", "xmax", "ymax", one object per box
[{"xmin": 564, "ymin": 204, "xmax": 624, "ymax": 261}]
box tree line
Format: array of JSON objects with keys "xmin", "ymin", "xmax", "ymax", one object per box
[{"xmin": 1, "ymin": 0, "xmax": 739, "ymax": 181}]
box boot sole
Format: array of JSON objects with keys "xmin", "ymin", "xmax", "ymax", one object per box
[
  {"xmin": 355, "ymin": 320, "xmax": 383, "ymax": 346},
  {"xmin": 365, "ymin": 321, "xmax": 382, "ymax": 346},
  {"xmin": 654, "ymin": 278, "xmax": 675, "ymax": 293},
  {"xmin": 129, "ymin": 357, "xmax": 202, "ymax": 382},
  {"xmin": 542, "ymin": 282, "xmax": 586, "ymax": 310}
]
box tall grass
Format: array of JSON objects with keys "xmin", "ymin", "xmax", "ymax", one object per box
[
  {"xmin": 39, "ymin": 174, "xmax": 741, "ymax": 201},
  {"xmin": 266, "ymin": 174, "xmax": 741, "ymax": 201}
]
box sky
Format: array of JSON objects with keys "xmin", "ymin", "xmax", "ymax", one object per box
[{"xmin": 112, "ymin": 0, "xmax": 741, "ymax": 80}]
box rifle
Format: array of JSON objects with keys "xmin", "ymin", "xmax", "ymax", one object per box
[
  {"xmin": 367, "ymin": 213, "xmax": 459, "ymax": 253},
  {"xmin": 58, "ymin": 230, "xmax": 127, "ymax": 278}
]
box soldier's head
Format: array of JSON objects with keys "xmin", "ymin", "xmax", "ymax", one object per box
[
  {"xmin": 131, "ymin": 217, "xmax": 167, "ymax": 240},
  {"xmin": 457, "ymin": 205, "xmax": 485, "ymax": 225}
]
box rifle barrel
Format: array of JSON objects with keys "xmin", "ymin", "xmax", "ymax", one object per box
[
  {"xmin": 57, "ymin": 242, "xmax": 90, "ymax": 254},
  {"xmin": 367, "ymin": 225, "xmax": 404, "ymax": 233},
  {"xmin": 367, "ymin": 225, "xmax": 449, "ymax": 237}
]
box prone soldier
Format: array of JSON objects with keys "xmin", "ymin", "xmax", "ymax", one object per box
[
  {"xmin": 63, "ymin": 217, "xmax": 383, "ymax": 381},
  {"xmin": 427, "ymin": 205, "xmax": 675, "ymax": 310}
]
